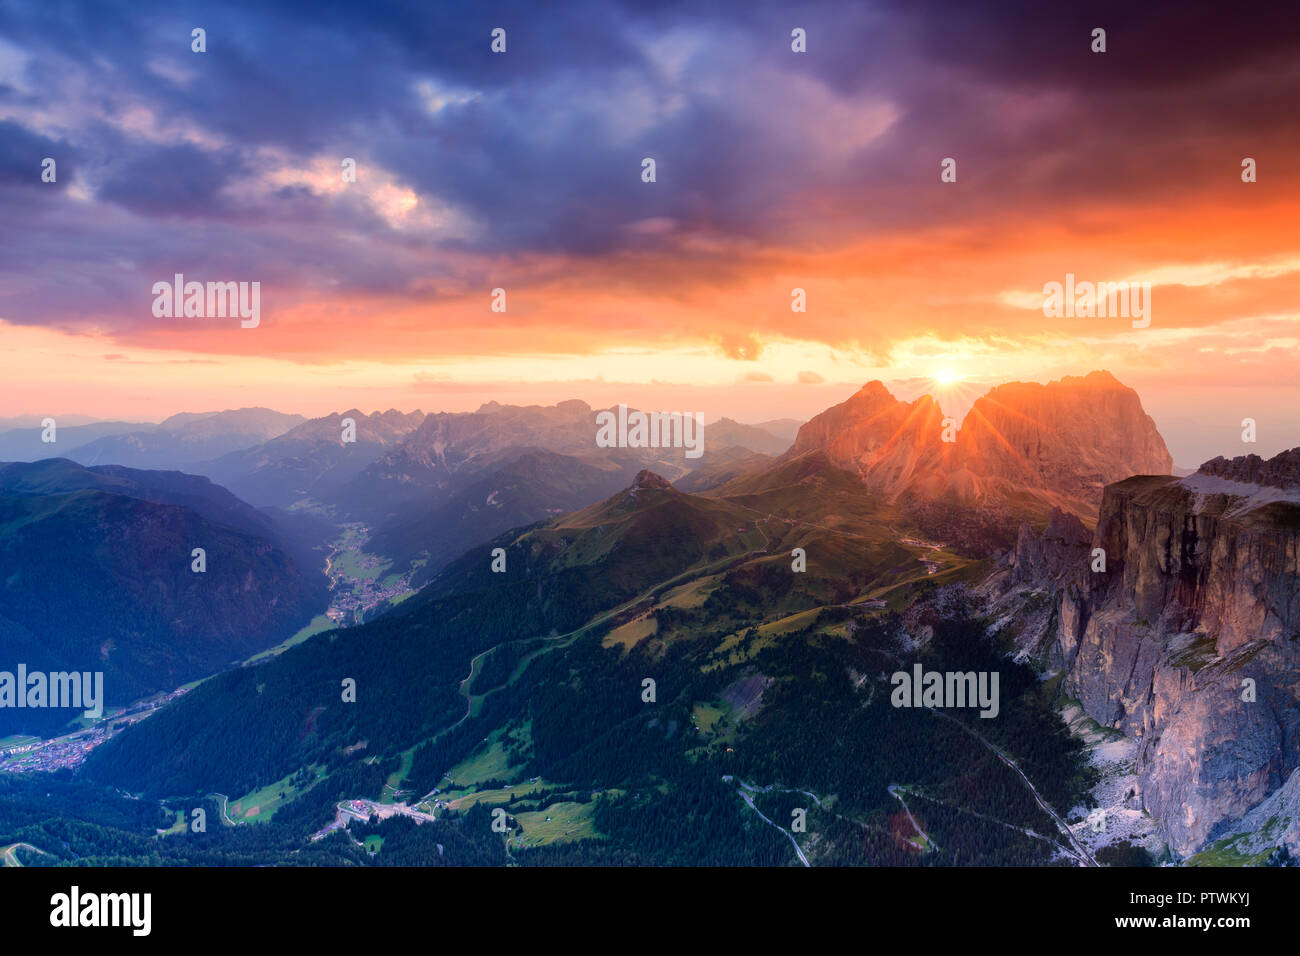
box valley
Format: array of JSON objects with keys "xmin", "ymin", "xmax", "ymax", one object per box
[
  {"xmin": 2, "ymin": 381, "xmax": 1295, "ymax": 869},
  {"xmin": 322, "ymin": 523, "xmax": 421, "ymax": 626},
  {"xmin": 0, "ymin": 513, "xmax": 413, "ymax": 774}
]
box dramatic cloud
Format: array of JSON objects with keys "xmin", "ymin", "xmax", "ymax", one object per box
[{"xmin": 0, "ymin": 0, "xmax": 1297, "ymax": 464}]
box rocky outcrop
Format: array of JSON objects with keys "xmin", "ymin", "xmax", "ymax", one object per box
[
  {"xmin": 786, "ymin": 371, "xmax": 1171, "ymax": 516},
  {"xmin": 1200, "ymin": 767, "xmax": 1300, "ymax": 862},
  {"xmin": 1012, "ymin": 507, "xmax": 1092, "ymax": 588},
  {"xmin": 786, "ymin": 382, "xmax": 951, "ymax": 499},
  {"xmin": 996, "ymin": 449, "xmax": 1300, "ymax": 857},
  {"xmin": 630, "ymin": 469, "xmax": 675, "ymax": 493},
  {"xmin": 1198, "ymin": 448, "xmax": 1300, "ymax": 489}
]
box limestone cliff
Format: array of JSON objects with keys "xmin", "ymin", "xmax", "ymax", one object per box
[{"xmin": 992, "ymin": 449, "xmax": 1300, "ymax": 857}]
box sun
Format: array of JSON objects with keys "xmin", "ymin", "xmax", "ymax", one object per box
[{"xmin": 933, "ymin": 368, "xmax": 962, "ymax": 386}]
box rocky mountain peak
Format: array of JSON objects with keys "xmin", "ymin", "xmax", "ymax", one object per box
[
  {"xmin": 631, "ymin": 469, "xmax": 674, "ymax": 492},
  {"xmin": 787, "ymin": 371, "xmax": 1171, "ymax": 515},
  {"xmin": 956, "ymin": 373, "xmax": 1172, "ymax": 500},
  {"xmin": 1196, "ymin": 448, "xmax": 1300, "ymax": 489},
  {"xmin": 786, "ymin": 381, "xmax": 946, "ymax": 487},
  {"xmin": 852, "ymin": 380, "xmax": 895, "ymax": 401}
]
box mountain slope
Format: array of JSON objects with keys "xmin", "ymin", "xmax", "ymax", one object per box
[
  {"xmin": 673, "ymin": 447, "xmax": 774, "ymax": 493},
  {"xmin": 0, "ymin": 421, "xmax": 150, "ymax": 463},
  {"xmin": 0, "ymin": 479, "xmax": 322, "ymax": 735},
  {"xmin": 82, "ymin": 470, "xmax": 762, "ymax": 794},
  {"xmin": 704, "ymin": 418, "xmax": 793, "ymax": 456},
  {"xmin": 367, "ymin": 448, "xmax": 644, "ymax": 587},
  {"xmin": 0, "ymin": 458, "xmax": 279, "ymax": 541},
  {"xmin": 82, "ymin": 467, "xmax": 1087, "ymax": 868}
]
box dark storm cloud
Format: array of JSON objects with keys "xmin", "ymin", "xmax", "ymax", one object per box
[
  {"xmin": 0, "ymin": 119, "xmax": 72, "ymax": 188},
  {"xmin": 0, "ymin": 0, "xmax": 1298, "ymax": 334},
  {"xmin": 877, "ymin": 0, "xmax": 1300, "ymax": 91},
  {"xmin": 96, "ymin": 143, "xmax": 249, "ymax": 216}
]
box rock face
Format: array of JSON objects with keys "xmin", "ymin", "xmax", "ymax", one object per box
[
  {"xmin": 1204, "ymin": 767, "xmax": 1300, "ymax": 863},
  {"xmin": 786, "ymin": 382, "xmax": 951, "ymax": 499},
  {"xmin": 787, "ymin": 371, "xmax": 1172, "ymax": 516},
  {"xmin": 630, "ymin": 469, "xmax": 675, "ymax": 493},
  {"xmin": 1011, "ymin": 507, "xmax": 1091, "ymax": 588},
  {"xmin": 954, "ymin": 372, "xmax": 1172, "ymax": 508},
  {"xmin": 995, "ymin": 448, "xmax": 1300, "ymax": 857}
]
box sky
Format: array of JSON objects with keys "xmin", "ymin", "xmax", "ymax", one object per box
[{"xmin": 1, "ymin": 0, "xmax": 1299, "ymax": 467}]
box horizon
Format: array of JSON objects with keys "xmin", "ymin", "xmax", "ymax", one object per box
[
  {"xmin": 5, "ymin": 368, "xmax": 1293, "ymax": 470},
  {"xmin": 3, "ymin": 3, "xmax": 1299, "ymax": 475}
]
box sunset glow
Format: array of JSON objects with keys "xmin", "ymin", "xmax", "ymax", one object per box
[{"xmin": 1, "ymin": 3, "xmax": 1297, "ymax": 469}]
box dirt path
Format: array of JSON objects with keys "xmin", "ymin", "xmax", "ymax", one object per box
[
  {"xmin": 889, "ymin": 785, "xmax": 1056, "ymax": 845},
  {"xmin": 211, "ymin": 793, "xmax": 240, "ymax": 826}
]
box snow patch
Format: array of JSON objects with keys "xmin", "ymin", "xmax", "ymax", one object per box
[{"xmin": 1177, "ymin": 472, "xmax": 1300, "ymax": 518}]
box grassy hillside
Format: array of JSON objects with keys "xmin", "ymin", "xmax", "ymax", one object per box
[{"xmin": 76, "ymin": 468, "xmax": 1093, "ymax": 866}]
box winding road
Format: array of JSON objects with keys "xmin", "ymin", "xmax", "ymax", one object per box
[
  {"xmin": 888, "ymin": 784, "xmax": 939, "ymax": 851},
  {"xmin": 1, "ymin": 842, "xmax": 48, "ymax": 867},
  {"xmin": 732, "ymin": 782, "xmax": 810, "ymax": 867},
  {"xmin": 928, "ymin": 708, "xmax": 1098, "ymax": 867}
]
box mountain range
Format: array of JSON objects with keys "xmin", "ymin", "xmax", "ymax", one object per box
[
  {"xmin": 192, "ymin": 401, "xmax": 796, "ymax": 582},
  {"xmin": 781, "ymin": 370, "xmax": 1172, "ymax": 550},
  {"xmin": 6, "ymin": 371, "xmax": 1295, "ymax": 868},
  {"xmin": 0, "ymin": 408, "xmax": 304, "ymax": 471}
]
